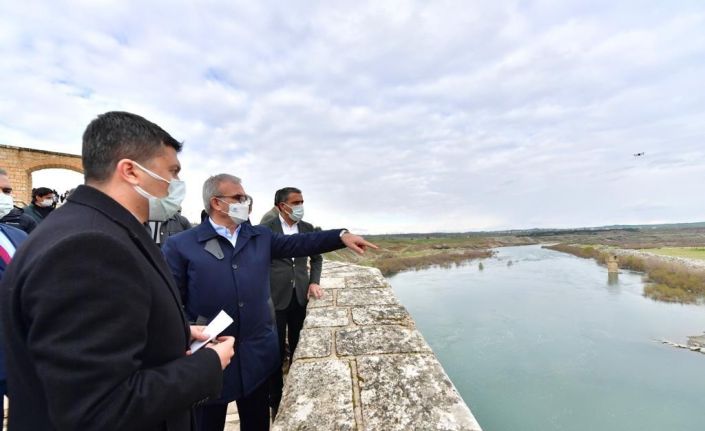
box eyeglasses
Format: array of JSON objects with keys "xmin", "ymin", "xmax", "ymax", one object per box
[
  {"xmin": 215, "ymin": 194, "xmax": 251, "ymax": 204},
  {"xmin": 1, "ymin": 187, "xmax": 12, "ymax": 195}
]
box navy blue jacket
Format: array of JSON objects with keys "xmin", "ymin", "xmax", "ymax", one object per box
[
  {"xmin": 0, "ymin": 224, "xmax": 27, "ymax": 396},
  {"xmin": 162, "ymin": 220, "xmax": 344, "ymax": 402}
]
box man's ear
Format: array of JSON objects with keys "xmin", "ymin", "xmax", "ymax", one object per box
[
  {"xmin": 210, "ymin": 196, "xmax": 222, "ymax": 213},
  {"xmin": 116, "ymin": 159, "xmax": 140, "ymax": 185}
]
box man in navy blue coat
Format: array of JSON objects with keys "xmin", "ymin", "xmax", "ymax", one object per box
[
  {"xmin": 162, "ymin": 173, "xmax": 375, "ymax": 431},
  {"xmin": 0, "ymin": 222, "xmax": 27, "ymax": 403}
]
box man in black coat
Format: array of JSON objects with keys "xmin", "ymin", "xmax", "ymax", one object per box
[
  {"xmin": 0, "ymin": 169, "xmax": 37, "ymax": 234},
  {"xmin": 0, "ymin": 111, "xmax": 234, "ymax": 431},
  {"xmin": 147, "ymin": 210, "xmax": 193, "ymax": 247},
  {"xmin": 260, "ymin": 187, "xmax": 324, "ymax": 418},
  {"xmin": 22, "ymin": 187, "xmax": 56, "ymax": 225}
]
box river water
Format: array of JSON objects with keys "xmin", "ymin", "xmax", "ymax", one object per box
[{"xmin": 388, "ymin": 245, "xmax": 705, "ymax": 431}]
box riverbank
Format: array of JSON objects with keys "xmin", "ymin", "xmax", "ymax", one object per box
[
  {"xmin": 325, "ymin": 234, "xmax": 536, "ymax": 276},
  {"xmin": 544, "ymin": 244, "xmax": 705, "ymax": 304}
]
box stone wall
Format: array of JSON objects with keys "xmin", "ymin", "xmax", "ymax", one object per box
[
  {"xmin": 272, "ymin": 261, "xmax": 482, "ymax": 431},
  {"xmin": 0, "ymin": 144, "xmax": 83, "ymax": 204}
]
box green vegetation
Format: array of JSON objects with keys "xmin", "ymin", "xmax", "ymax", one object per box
[
  {"xmin": 545, "ymin": 244, "xmax": 705, "ymax": 303},
  {"xmin": 323, "ymin": 224, "xmax": 705, "ymax": 300},
  {"xmin": 324, "ymin": 234, "xmax": 531, "ymax": 276},
  {"xmin": 646, "ymin": 247, "xmax": 705, "ymax": 261}
]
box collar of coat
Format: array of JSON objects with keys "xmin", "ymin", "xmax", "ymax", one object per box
[
  {"xmin": 68, "ymin": 185, "xmax": 154, "ymax": 239},
  {"xmin": 195, "ymin": 218, "xmax": 261, "ymax": 254}
]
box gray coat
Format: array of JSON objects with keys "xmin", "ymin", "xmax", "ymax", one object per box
[{"xmin": 260, "ymin": 216, "xmax": 323, "ymax": 310}]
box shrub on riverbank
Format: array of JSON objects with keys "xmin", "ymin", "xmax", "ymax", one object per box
[
  {"xmin": 644, "ymin": 283, "xmax": 699, "ymax": 303},
  {"xmin": 326, "ymin": 236, "xmax": 495, "ymax": 276},
  {"xmin": 544, "ymin": 244, "xmax": 607, "ymax": 261},
  {"xmin": 544, "ymin": 244, "xmax": 705, "ymax": 303},
  {"xmin": 372, "ymin": 250, "xmax": 492, "ymax": 276}
]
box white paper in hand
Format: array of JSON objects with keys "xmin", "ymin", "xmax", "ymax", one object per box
[{"xmin": 189, "ymin": 310, "xmax": 234, "ymax": 353}]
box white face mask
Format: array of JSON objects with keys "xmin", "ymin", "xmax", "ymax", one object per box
[
  {"xmin": 283, "ymin": 203, "xmax": 304, "ymax": 222},
  {"xmin": 38, "ymin": 198, "xmax": 54, "ymax": 208},
  {"xmin": 217, "ymin": 199, "xmax": 249, "ymax": 224},
  {"xmin": 0, "ymin": 194, "xmax": 13, "ymax": 219},
  {"xmin": 132, "ymin": 161, "xmax": 186, "ymax": 222}
]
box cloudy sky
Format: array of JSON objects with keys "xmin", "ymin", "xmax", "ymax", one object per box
[{"xmin": 2, "ymin": 1, "xmax": 704, "ymax": 233}]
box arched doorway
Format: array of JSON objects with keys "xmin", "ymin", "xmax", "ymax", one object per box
[
  {"xmin": 0, "ymin": 145, "xmax": 83, "ymax": 205},
  {"xmin": 30, "ymin": 168, "xmax": 84, "ymax": 207}
]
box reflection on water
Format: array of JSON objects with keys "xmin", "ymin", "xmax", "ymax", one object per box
[
  {"xmin": 389, "ymin": 245, "xmax": 705, "ymax": 431},
  {"xmin": 607, "ymin": 272, "xmax": 620, "ymax": 286}
]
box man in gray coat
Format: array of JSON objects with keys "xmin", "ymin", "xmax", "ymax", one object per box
[{"xmin": 260, "ymin": 187, "xmax": 323, "ymax": 418}]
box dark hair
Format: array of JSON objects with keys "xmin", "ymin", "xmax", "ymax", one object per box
[
  {"xmin": 32, "ymin": 187, "xmax": 54, "ymax": 202},
  {"xmin": 274, "ymin": 187, "xmax": 302, "ymax": 205},
  {"xmin": 82, "ymin": 111, "xmax": 183, "ymax": 182}
]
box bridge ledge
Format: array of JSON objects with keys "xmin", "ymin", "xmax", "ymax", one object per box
[{"xmin": 273, "ymin": 260, "xmax": 482, "ymax": 431}]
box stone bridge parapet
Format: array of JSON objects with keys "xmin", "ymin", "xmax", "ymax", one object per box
[{"xmin": 272, "ymin": 260, "xmax": 482, "ymax": 431}]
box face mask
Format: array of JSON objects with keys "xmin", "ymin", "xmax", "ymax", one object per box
[
  {"xmin": 38, "ymin": 198, "xmax": 54, "ymax": 208},
  {"xmin": 284, "ymin": 203, "xmax": 304, "ymax": 222},
  {"xmin": 0, "ymin": 194, "xmax": 13, "ymax": 219},
  {"xmin": 132, "ymin": 161, "xmax": 186, "ymax": 222},
  {"xmin": 218, "ymin": 199, "xmax": 249, "ymax": 224}
]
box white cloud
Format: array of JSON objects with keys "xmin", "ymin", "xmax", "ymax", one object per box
[{"xmin": 1, "ymin": 0, "xmax": 704, "ymax": 232}]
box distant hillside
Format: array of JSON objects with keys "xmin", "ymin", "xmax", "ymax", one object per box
[{"xmin": 367, "ymin": 221, "xmax": 705, "ymax": 239}]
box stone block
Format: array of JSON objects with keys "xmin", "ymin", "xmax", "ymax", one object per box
[
  {"xmin": 293, "ymin": 328, "xmax": 332, "ymax": 360},
  {"xmin": 321, "ymin": 277, "xmax": 346, "ymax": 289},
  {"xmin": 357, "ymin": 354, "xmax": 482, "ymax": 431},
  {"xmin": 336, "ymin": 326, "xmax": 431, "ymax": 356},
  {"xmin": 351, "ymin": 305, "xmax": 411, "ymax": 326},
  {"xmin": 337, "ymin": 288, "xmax": 399, "ymax": 306},
  {"xmin": 304, "ymin": 308, "xmax": 349, "ymax": 328},
  {"xmin": 272, "ymin": 360, "xmax": 355, "ymax": 431},
  {"xmin": 307, "ymin": 292, "xmax": 335, "ymax": 309},
  {"xmin": 345, "ymin": 274, "xmax": 387, "ymax": 289}
]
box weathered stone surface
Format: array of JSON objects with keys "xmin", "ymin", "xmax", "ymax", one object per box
[
  {"xmin": 687, "ymin": 334, "xmax": 705, "ymax": 348},
  {"xmin": 307, "ymin": 293, "xmax": 335, "ymax": 309},
  {"xmin": 321, "ymin": 265, "xmax": 361, "ymax": 278},
  {"xmin": 279, "ymin": 261, "xmax": 483, "ymax": 430},
  {"xmin": 336, "ymin": 326, "xmax": 431, "ymax": 356},
  {"xmin": 272, "ymin": 360, "xmax": 355, "ymax": 431},
  {"xmin": 293, "ymin": 328, "xmax": 332, "ymax": 360},
  {"xmin": 351, "ymin": 305, "xmax": 410, "ymax": 326},
  {"xmin": 320, "ymin": 277, "xmax": 346, "ymax": 289},
  {"xmin": 345, "ymin": 274, "xmax": 387, "ymax": 289},
  {"xmin": 337, "ymin": 288, "xmax": 399, "ymax": 306},
  {"xmin": 322, "ymin": 262, "xmax": 382, "ymax": 279},
  {"xmin": 357, "ymin": 354, "xmax": 482, "ymax": 431},
  {"xmin": 304, "ymin": 308, "xmax": 349, "ymax": 328}
]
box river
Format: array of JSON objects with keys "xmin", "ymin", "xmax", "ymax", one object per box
[{"xmin": 388, "ymin": 244, "xmax": 705, "ymax": 431}]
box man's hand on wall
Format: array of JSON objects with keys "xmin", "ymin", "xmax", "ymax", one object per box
[{"xmin": 308, "ymin": 283, "xmax": 324, "ymax": 300}]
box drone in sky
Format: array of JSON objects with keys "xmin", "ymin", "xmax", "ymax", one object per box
[{"xmin": 633, "ymin": 152, "xmax": 645, "ymax": 157}]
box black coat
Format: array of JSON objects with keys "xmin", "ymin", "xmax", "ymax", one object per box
[
  {"xmin": 0, "ymin": 185, "xmax": 223, "ymax": 431},
  {"xmin": 0, "ymin": 207, "xmax": 37, "ymax": 234},
  {"xmin": 259, "ymin": 217, "xmax": 323, "ymax": 309}
]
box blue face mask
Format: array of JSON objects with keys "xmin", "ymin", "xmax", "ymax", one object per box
[
  {"xmin": 283, "ymin": 203, "xmax": 304, "ymax": 222},
  {"xmin": 132, "ymin": 161, "xmax": 186, "ymax": 222}
]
